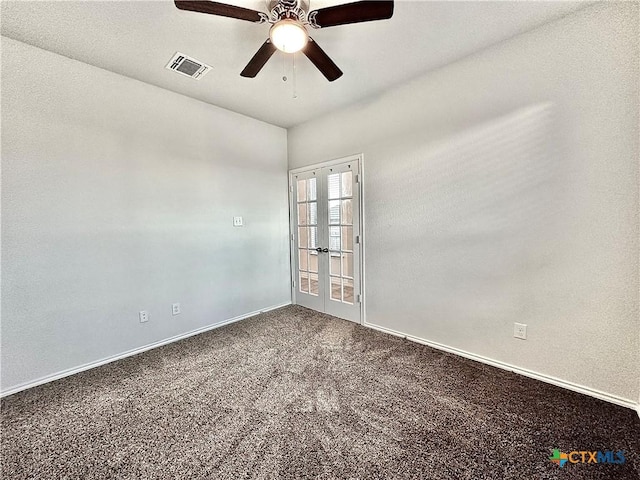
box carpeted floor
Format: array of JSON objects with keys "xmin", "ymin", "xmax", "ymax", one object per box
[{"xmin": 2, "ymin": 305, "xmax": 639, "ymax": 479}]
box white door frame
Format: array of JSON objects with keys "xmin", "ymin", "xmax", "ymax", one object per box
[{"xmin": 288, "ymin": 154, "xmax": 365, "ymax": 324}]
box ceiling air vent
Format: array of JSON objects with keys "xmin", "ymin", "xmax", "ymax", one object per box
[{"xmin": 166, "ymin": 52, "xmax": 211, "ymax": 79}]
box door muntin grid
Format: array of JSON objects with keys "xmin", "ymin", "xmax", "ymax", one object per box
[
  {"xmin": 296, "ymin": 177, "xmax": 319, "ymax": 296},
  {"xmin": 327, "ymin": 171, "xmax": 354, "ymax": 305}
]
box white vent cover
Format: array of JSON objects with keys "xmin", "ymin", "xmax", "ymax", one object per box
[{"xmin": 166, "ymin": 52, "xmax": 211, "ymax": 79}]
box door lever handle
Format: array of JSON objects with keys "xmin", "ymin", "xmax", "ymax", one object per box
[{"xmin": 315, "ymin": 247, "xmax": 329, "ymax": 253}]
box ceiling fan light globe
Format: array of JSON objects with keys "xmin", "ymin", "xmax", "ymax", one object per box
[{"xmin": 269, "ymin": 19, "xmax": 308, "ymax": 53}]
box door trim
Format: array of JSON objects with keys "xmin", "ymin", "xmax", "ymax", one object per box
[{"xmin": 288, "ymin": 154, "xmax": 365, "ymax": 324}]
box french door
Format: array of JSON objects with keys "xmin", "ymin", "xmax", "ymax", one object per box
[{"xmin": 290, "ymin": 157, "xmax": 361, "ymax": 323}]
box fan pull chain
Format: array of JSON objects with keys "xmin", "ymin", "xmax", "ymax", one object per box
[
  {"xmin": 292, "ymin": 53, "xmax": 298, "ymax": 99},
  {"xmin": 282, "ymin": 51, "xmax": 287, "ymax": 82}
]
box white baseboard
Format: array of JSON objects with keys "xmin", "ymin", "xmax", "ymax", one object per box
[
  {"xmin": 364, "ymin": 321, "xmax": 639, "ymax": 412},
  {"xmin": 1, "ymin": 301, "xmax": 292, "ymax": 398}
]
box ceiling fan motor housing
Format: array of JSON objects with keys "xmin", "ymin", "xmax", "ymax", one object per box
[{"xmin": 268, "ymin": 0, "xmax": 310, "ymax": 22}]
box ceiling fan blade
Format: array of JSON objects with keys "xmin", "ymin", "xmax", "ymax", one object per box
[
  {"xmin": 308, "ymin": 0, "xmax": 393, "ymax": 28},
  {"xmin": 175, "ymin": 1, "xmax": 266, "ymax": 23},
  {"xmin": 240, "ymin": 40, "xmax": 277, "ymax": 78},
  {"xmin": 302, "ymin": 38, "xmax": 343, "ymax": 82}
]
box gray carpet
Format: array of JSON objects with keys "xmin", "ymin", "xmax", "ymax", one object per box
[{"xmin": 2, "ymin": 305, "xmax": 639, "ymax": 479}]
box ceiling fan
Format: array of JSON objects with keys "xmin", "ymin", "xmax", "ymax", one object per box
[{"xmin": 174, "ymin": 0, "xmax": 394, "ymax": 81}]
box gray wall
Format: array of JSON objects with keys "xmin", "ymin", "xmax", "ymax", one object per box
[
  {"xmin": 288, "ymin": 3, "xmax": 639, "ymax": 402},
  {"xmin": 1, "ymin": 38, "xmax": 291, "ymax": 392}
]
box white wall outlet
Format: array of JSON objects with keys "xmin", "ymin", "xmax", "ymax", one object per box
[
  {"xmin": 139, "ymin": 310, "xmax": 148, "ymax": 323},
  {"xmin": 172, "ymin": 303, "xmax": 181, "ymax": 315},
  {"xmin": 233, "ymin": 216, "xmax": 243, "ymax": 227},
  {"xmin": 514, "ymin": 323, "xmax": 527, "ymax": 340}
]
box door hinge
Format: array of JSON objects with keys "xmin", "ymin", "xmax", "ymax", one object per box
[
  {"xmin": 289, "ymin": 184, "xmax": 293, "ymax": 193},
  {"xmin": 355, "ymin": 174, "xmax": 360, "ymax": 184},
  {"xmin": 355, "ymin": 235, "xmax": 360, "ymax": 244},
  {"xmin": 356, "ymin": 294, "xmax": 361, "ymax": 303},
  {"xmin": 291, "ymin": 233, "xmax": 294, "ymax": 241}
]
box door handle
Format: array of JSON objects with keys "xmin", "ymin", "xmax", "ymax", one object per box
[{"xmin": 315, "ymin": 247, "xmax": 329, "ymax": 253}]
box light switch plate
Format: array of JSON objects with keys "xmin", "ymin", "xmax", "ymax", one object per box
[{"xmin": 233, "ymin": 216, "xmax": 243, "ymax": 227}]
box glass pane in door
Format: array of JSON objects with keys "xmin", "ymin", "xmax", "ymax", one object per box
[
  {"xmin": 308, "ymin": 178, "xmax": 317, "ymax": 201},
  {"xmin": 341, "ymin": 171, "xmax": 352, "ymax": 197},
  {"xmin": 300, "ymin": 271, "xmax": 309, "ymax": 293},
  {"xmin": 328, "ymin": 173, "xmax": 340, "ymax": 199},
  {"xmin": 298, "ymin": 204, "xmax": 307, "ymax": 225},
  {"xmin": 328, "ymin": 201, "xmax": 340, "ymax": 225},
  {"xmin": 309, "ymin": 203, "xmax": 317, "ymax": 225},
  {"xmin": 297, "ymin": 177, "xmax": 318, "ymax": 297},
  {"xmin": 341, "ymin": 226, "xmax": 353, "ymax": 252},
  {"xmin": 341, "ymin": 200, "xmax": 352, "ymax": 225},
  {"xmin": 343, "ymin": 278, "xmax": 354, "ymax": 304},
  {"xmin": 298, "ymin": 227, "xmax": 308, "ymax": 248},
  {"xmin": 329, "ymin": 235, "xmax": 340, "ymax": 251},
  {"xmin": 342, "ymin": 253, "xmax": 353, "ymax": 278},
  {"xmin": 298, "ymin": 249, "xmax": 308, "ymax": 271},
  {"xmin": 308, "ymin": 227, "xmax": 317, "ymax": 249},
  {"xmin": 310, "ymin": 273, "xmax": 319, "ymax": 296},
  {"xmin": 309, "ymin": 252, "xmax": 318, "ymax": 273},
  {"xmin": 330, "ymin": 276, "xmax": 342, "ymax": 301},
  {"xmin": 297, "ymin": 179, "xmax": 307, "ymax": 202},
  {"xmin": 327, "ymin": 168, "xmax": 355, "ymax": 305},
  {"xmin": 330, "ymin": 254, "xmax": 341, "ymax": 276}
]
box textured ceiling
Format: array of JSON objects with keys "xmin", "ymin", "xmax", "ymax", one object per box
[{"xmin": 1, "ymin": 1, "xmax": 586, "ymax": 128}]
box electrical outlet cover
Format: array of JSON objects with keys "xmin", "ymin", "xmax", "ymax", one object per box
[
  {"xmin": 514, "ymin": 323, "xmax": 527, "ymax": 340},
  {"xmin": 139, "ymin": 311, "xmax": 148, "ymax": 323},
  {"xmin": 172, "ymin": 303, "xmax": 181, "ymax": 315}
]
